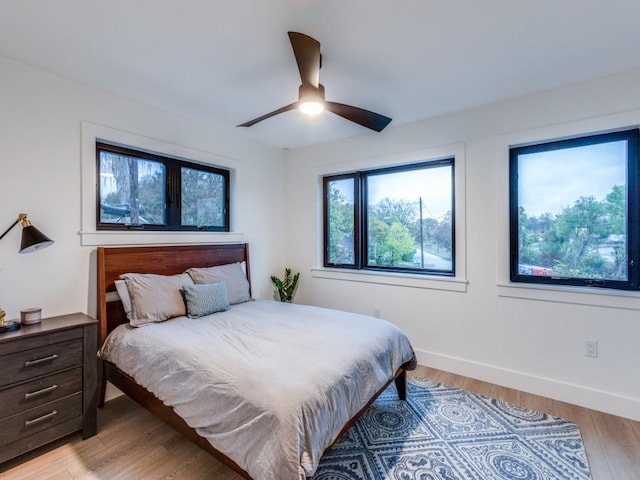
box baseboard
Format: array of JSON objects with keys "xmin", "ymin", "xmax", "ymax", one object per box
[
  {"xmin": 105, "ymin": 381, "xmax": 124, "ymax": 402},
  {"xmin": 415, "ymin": 348, "xmax": 640, "ymax": 421}
]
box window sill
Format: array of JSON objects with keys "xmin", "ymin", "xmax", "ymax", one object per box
[
  {"xmin": 311, "ymin": 268, "xmax": 468, "ymax": 292},
  {"xmin": 80, "ymin": 230, "xmax": 245, "ymax": 246},
  {"xmin": 497, "ymin": 282, "xmax": 640, "ymax": 310}
]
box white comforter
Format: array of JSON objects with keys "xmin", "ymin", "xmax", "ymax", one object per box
[{"xmin": 99, "ymin": 300, "xmax": 416, "ymax": 480}]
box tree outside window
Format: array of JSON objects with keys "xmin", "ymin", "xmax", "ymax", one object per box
[
  {"xmin": 510, "ymin": 128, "xmax": 639, "ymax": 290},
  {"xmin": 97, "ymin": 142, "xmax": 229, "ymax": 232},
  {"xmin": 324, "ymin": 159, "xmax": 455, "ymax": 275}
]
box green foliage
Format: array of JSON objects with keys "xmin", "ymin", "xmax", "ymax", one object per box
[
  {"xmin": 137, "ymin": 170, "xmax": 164, "ymax": 223},
  {"xmin": 519, "ymin": 185, "xmax": 627, "ymax": 280},
  {"xmin": 377, "ymin": 221, "xmax": 415, "ymax": 265},
  {"xmin": 270, "ymin": 268, "xmax": 300, "ymax": 303},
  {"xmin": 605, "ymin": 185, "xmax": 625, "ymax": 234},
  {"xmin": 100, "ymin": 153, "xmax": 224, "ymax": 226},
  {"xmin": 432, "ymin": 211, "xmax": 452, "ymax": 256},
  {"xmin": 181, "ymin": 168, "xmax": 225, "ymax": 226},
  {"xmin": 327, "ymin": 187, "xmax": 453, "ymax": 268},
  {"xmin": 368, "ymin": 197, "xmax": 452, "ymax": 266},
  {"xmin": 374, "ymin": 198, "xmax": 417, "ymax": 227},
  {"xmin": 327, "ymin": 186, "xmax": 355, "ymax": 264}
]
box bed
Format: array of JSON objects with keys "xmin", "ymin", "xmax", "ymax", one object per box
[{"xmin": 96, "ymin": 243, "xmax": 416, "ymax": 480}]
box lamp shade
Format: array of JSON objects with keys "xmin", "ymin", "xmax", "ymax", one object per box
[
  {"xmin": 19, "ymin": 224, "xmax": 54, "ymax": 253},
  {"xmin": 1, "ymin": 213, "xmax": 54, "ymax": 254}
]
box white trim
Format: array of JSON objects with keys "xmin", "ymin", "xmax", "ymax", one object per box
[
  {"xmin": 80, "ymin": 230, "xmax": 245, "ymax": 247},
  {"xmin": 80, "ymin": 121, "xmax": 242, "ymax": 246},
  {"xmin": 497, "ymin": 282, "xmax": 640, "ymax": 310},
  {"xmin": 314, "ymin": 141, "xmax": 468, "ymax": 287},
  {"xmin": 311, "ymin": 267, "xmax": 468, "ymax": 292},
  {"xmin": 415, "ymin": 348, "xmax": 640, "ymax": 421},
  {"xmin": 495, "ymin": 109, "xmax": 640, "ymax": 307}
]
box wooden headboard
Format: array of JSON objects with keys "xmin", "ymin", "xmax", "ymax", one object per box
[{"xmin": 97, "ymin": 243, "xmax": 250, "ymax": 344}]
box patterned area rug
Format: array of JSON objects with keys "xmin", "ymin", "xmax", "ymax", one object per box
[{"xmin": 312, "ymin": 376, "xmax": 591, "ymax": 480}]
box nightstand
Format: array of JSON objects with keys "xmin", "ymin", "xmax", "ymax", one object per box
[{"xmin": 0, "ymin": 312, "xmax": 97, "ymax": 464}]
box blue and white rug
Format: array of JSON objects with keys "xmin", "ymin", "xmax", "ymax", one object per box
[{"xmin": 313, "ymin": 376, "xmax": 591, "ymax": 480}]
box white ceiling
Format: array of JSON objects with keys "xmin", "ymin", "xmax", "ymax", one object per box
[{"xmin": 2, "ymin": 0, "xmax": 640, "ymax": 150}]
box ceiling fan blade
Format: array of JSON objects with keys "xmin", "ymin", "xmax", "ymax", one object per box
[
  {"xmin": 288, "ymin": 32, "xmax": 321, "ymax": 87},
  {"xmin": 325, "ymin": 101, "xmax": 392, "ymax": 132},
  {"xmin": 237, "ymin": 102, "xmax": 298, "ymax": 127}
]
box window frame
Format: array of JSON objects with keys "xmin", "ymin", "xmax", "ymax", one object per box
[
  {"xmin": 323, "ymin": 158, "xmax": 455, "ymax": 276},
  {"xmin": 96, "ymin": 142, "xmax": 230, "ymax": 232},
  {"xmin": 322, "ymin": 172, "xmax": 361, "ymax": 269},
  {"xmin": 509, "ymin": 128, "xmax": 640, "ymax": 291}
]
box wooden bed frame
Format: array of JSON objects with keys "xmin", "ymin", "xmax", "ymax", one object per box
[{"xmin": 96, "ymin": 243, "xmax": 408, "ymax": 480}]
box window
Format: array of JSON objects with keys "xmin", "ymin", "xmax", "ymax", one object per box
[
  {"xmin": 323, "ymin": 159, "xmax": 455, "ymax": 275},
  {"xmin": 96, "ymin": 142, "xmax": 229, "ymax": 231},
  {"xmin": 509, "ymin": 128, "xmax": 640, "ymax": 290}
]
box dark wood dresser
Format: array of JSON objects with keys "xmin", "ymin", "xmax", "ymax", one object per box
[{"xmin": 0, "ymin": 313, "xmax": 97, "ymax": 464}]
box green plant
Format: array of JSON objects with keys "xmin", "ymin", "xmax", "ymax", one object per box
[{"xmin": 270, "ymin": 268, "xmax": 300, "ymax": 303}]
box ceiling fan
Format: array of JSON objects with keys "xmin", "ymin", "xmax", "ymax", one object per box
[{"xmin": 237, "ymin": 32, "xmax": 392, "ymax": 132}]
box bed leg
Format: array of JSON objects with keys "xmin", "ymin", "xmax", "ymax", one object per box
[
  {"xmin": 395, "ymin": 368, "xmax": 407, "ymax": 400},
  {"xmin": 98, "ymin": 361, "xmax": 107, "ymax": 408}
]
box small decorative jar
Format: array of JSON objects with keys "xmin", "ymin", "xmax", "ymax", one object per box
[{"xmin": 20, "ymin": 307, "xmax": 42, "ymax": 325}]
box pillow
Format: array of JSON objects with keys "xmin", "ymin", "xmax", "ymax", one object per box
[
  {"xmin": 182, "ymin": 281, "xmax": 230, "ymax": 318},
  {"xmin": 186, "ymin": 262, "xmax": 250, "ymax": 305},
  {"xmin": 114, "ymin": 279, "xmax": 132, "ymax": 316},
  {"xmin": 120, "ymin": 272, "xmax": 193, "ymax": 326}
]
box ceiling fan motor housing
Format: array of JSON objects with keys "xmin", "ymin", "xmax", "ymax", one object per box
[{"xmin": 298, "ymin": 83, "xmax": 325, "ymax": 102}]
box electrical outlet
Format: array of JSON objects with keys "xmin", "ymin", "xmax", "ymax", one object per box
[
  {"xmin": 373, "ymin": 306, "xmax": 381, "ymax": 318},
  {"xmin": 585, "ymin": 340, "xmax": 598, "ymax": 358}
]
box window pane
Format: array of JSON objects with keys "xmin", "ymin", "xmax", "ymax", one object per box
[
  {"xmin": 366, "ymin": 164, "xmax": 453, "ymax": 272},
  {"xmin": 515, "ymin": 139, "xmax": 628, "ymax": 282},
  {"xmin": 181, "ymin": 167, "xmax": 225, "ymax": 227},
  {"xmin": 327, "ymin": 178, "xmax": 355, "ymax": 265},
  {"xmin": 99, "ymin": 151, "xmax": 166, "ymax": 225}
]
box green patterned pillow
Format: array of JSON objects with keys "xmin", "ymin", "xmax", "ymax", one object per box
[{"xmin": 182, "ymin": 281, "xmax": 230, "ymax": 318}]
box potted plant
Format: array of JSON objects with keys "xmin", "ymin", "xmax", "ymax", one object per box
[{"xmin": 270, "ymin": 268, "xmax": 300, "ymax": 303}]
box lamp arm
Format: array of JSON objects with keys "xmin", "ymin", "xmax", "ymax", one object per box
[{"xmin": 0, "ymin": 217, "xmax": 21, "ymax": 241}]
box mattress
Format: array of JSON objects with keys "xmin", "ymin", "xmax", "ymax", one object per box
[{"xmin": 99, "ymin": 299, "xmax": 416, "ymax": 480}]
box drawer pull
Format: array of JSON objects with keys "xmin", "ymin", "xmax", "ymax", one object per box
[
  {"xmin": 24, "ymin": 410, "xmax": 58, "ymax": 427},
  {"xmin": 24, "ymin": 384, "xmax": 59, "ymax": 399},
  {"xmin": 24, "ymin": 354, "xmax": 59, "ymax": 367}
]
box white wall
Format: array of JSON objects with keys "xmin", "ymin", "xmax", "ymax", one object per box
[
  {"xmin": 0, "ymin": 56, "xmax": 286, "ymax": 323},
  {"xmin": 3, "ymin": 51, "xmax": 639, "ymax": 420},
  {"xmin": 284, "ymin": 68, "xmax": 640, "ymax": 420}
]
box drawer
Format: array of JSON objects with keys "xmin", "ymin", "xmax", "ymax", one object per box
[
  {"xmin": 0, "ymin": 327, "xmax": 82, "ymax": 356},
  {"xmin": 0, "ymin": 392, "xmax": 82, "ymax": 448},
  {"xmin": 0, "ymin": 417, "xmax": 83, "ymax": 464},
  {"xmin": 0, "ymin": 339, "xmax": 83, "ymax": 388},
  {"xmin": 0, "ymin": 367, "xmax": 82, "ymax": 420}
]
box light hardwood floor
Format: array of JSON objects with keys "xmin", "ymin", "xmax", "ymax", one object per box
[{"xmin": 1, "ymin": 365, "xmax": 639, "ymax": 479}]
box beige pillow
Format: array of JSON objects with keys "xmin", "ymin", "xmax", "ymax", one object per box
[
  {"xmin": 186, "ymin": 262, "xmax": 250, "ymax": 305},
  {"xmin": 120, "ymin": 272, "xmax": 193, "ymax": 326}
]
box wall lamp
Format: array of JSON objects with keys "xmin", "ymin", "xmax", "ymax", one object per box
[
  {"xmin": 0, "ymin": 213, "xmax": 54, "ymax": 253},
  {"xmin": 0, "ymin": 213, "xmax": 54, "ymax": 332}
]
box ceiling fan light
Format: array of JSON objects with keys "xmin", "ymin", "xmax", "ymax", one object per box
[{"xmin": 299, "ymin": 100, "xmax": 325, "ymax": 115}]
